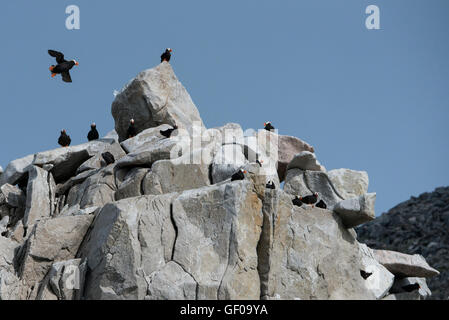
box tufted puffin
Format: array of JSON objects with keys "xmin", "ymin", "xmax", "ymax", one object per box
[
  {"xmin": 127, "ymin": 119, "xmax": 137, "ymax": 139},
  {"xmin": 160, "ymin": 125, "xmax": 178, "ymax": 138},
  {"xmin": 161, "ymin": 48, "xmax": 173, "ymax": 63},
  {"xmin": 300, "ymin": 192, "xmax": 319, "ymax": 207},
  {"xmin": 402, "ymin": 283, "xmax": 420, "ymax": 292},
  {"xmin": 292, "ymin": 196, "xmax": 303, "ymax": 207},
  {"xmin": 87, "ymin": 123, "xmax": 99, "ymax": 141},
  {"xmin": 101, "ymin": 152, "xmax": 115, "ymax": 165},
  {"xmin": 58, "ymin": 130, "xmax": 71, "ymax": 147},
  {"xmin": 48, "ymin": 50, "xmax": 78, "ymax": 83},
  {"xmin": 316, "ymin": 199, "xmax": 327, "ymax": 209},
  {"xmin": 231, "ymin": 169, "xmax": 247, "ymax": 181},
  {"xmin": 264, "ymin": 121, "xmax": 275, "ymax": 131},
  {"xmin": 266, "ymin": 181, "xmax": 275, "ymax": 189}
]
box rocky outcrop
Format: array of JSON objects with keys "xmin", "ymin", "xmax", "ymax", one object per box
[
  {"xmin": 112, "ymin": 62, "xmax": 204, "ymax": 142},
  {"xmin": 357, "ymin": 186, "xmax": 449, "ymax": 300},
  {"xmin": 0, "ymin": 62, "xmax": 440, "ymax": 300}
]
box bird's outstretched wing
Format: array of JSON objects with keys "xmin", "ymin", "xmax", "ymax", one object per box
[
  {"xmin": 48, "ymin": 50, "xmax": 66, "ymax": 64},
  {"xmin": 61, "ymin": 71, "xmax": 72, "ymax": 83}
]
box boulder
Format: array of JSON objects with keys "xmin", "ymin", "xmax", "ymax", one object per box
[
  {"xmin": 287, "ymin": 151, "xmax": 326, "ymax": 172},
  {"xmin": 76, "ymin": 142, "xmax": 126, "ymax": 174},
  {"xmin": 327, "ymin": 169, "xmax": 369, "ymax": 200},
  {"xmin": 389, "ymin": 277, "xmax": 431, "ymax": 299},
  {"xmin": 79, "ymin": 193, "xmax": 177, "ymax": 300},
  {"xmin": 257, "ymin": 189, "xmax": 376, "ymax": 300},
  {"xmin": 0, "ymin": 154, "xmax": 34, "ymax": 187},
  {"xmin": 211, "ymin": 144, "xmax": 248, "ymax": 184},
  {"xmin": 120, "ymin": 124, "xmax": 172, "ymax": 154},
  {"xmin": 284, "ymin": 169, "xmax": 344, "ymax": 209},
  {"xmin": 103, "ymin": 130, "xmax": 119, "ymax": 142},
  {"xmin": 143, "ymin": 159, "xmax": 210, "ymax": 195},
  {"xmin": 382, "ymin": 291, "xmax": 421, "ymax": 300},
  {"xmin": 36, "ymin": 259, "xmax": 87, "ymax": 300},
  {"xmin": 172, "ymin": 181, "xmax": 263, "ymax": 300},
  {"xmin": 333, "ymin": 193, "xmax": 376, "ymax": 228},
  {"xmin": 277, "ymin": 134, "xmax": 315, "ymax": 181},
  {"xmin": 211, "ymin": 123, "xmax": 244, "ymax": 145},
  {"xmin": 17, "ymin": 215, "xmax": 93, "ymax": 293},
  {"xmin": 115, "ymin": 167, "xmax": 149, "ymax": 200},
  {"xmin": 373, "ymin": 250, "xmax": 440, "ymax": 278},
  {"xmin": 23, "ymin": 166, "xmax": 52, "ymax": 228},
  {"xmin": 111, "ymin": 62, "xmax": 204, "ymax": 142},
  {"xmin": 0, "ymin": 269, "xmax": 21, "ymax": 300},
  {"xmin": 0, "ymin": 183, "xmax": 26, "ymax": 208}
]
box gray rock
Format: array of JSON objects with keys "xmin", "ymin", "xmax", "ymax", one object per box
[
  {"xmin": 76, "ymin": 142, "xmax": 126, "ymax": 174},
  {"xmin": 211, "ymin": 144, "xmax": 248, "ymax": 184},
  {"xmin": 382, "ymin": 291, "xmax": 421, "ymax": 300},
  {"xmin": 79, "ymin": 193, "xmax": 177, "ymax": 300},
  {"xmin": 36, "ymin": 259, "xmax": 87, "ymax": 300},
  {"xmin": 257, "ymin": 189, "xmax": 376, "ymax": 300},
  {"xmin": 333, "ymin": 193, "xmax": 376, "ymax": 228},
  {"xmin": 0, "ymin": 183, "xmax": 26, "ymax": 208},
  {"xmin": 172, "ymin": 181, "xmax": 263, "ymax": 299},
  {"xmin": 17, "ymin": 215, "xmax": 93, "ymax": 294},
  {"xmin": 143, "ymin": 159, "xmax": 210, "ymax": 195},
  {"xmin": 211, "ymin": 123, "xmax": 244, "ymax": 145},
  {"xmin": 284, "ymin": 169, "xmax": 344, "ymax": 209},
  {"xmin": 277, "ymin": 134, "xmax": 315, "ymax": 181},
  {"xmin": 390, "ymin": 277, "xmax": 431, "ymax": 299},
  {"xmin": 23, "ymin": 166, "xmax": 52, "ymax": 228},
  {"xmin": 120, "ymin": 124, "xmax": 172, "ymax": 154},
  {"xmin": 327, "ymin": 169, "xmax": 369, "ymax": 200},
  {"xmin": 103, "ymin": 130, "xmax": 119, "ymax": 142},
  {"xmin": 373, "ymin": 250, "xmax": 440, "ymax": 278},
  {"xmin": 111, "ymin": 62, "xmax": 204, "ymax": 142},
  {"xmin": 0, "ymin": 154, "xmax": 34, "ymax": 187},
  {"xmin": 287, "ymin": 151, "xmax": 326, "ymax": 172},
  {"xmin": 146, "ymin": 261, "xmax": 197, "ymax": 300},
  {"xmin": 0, "ymin": 269, "xmax": 21, "ymax": 300},
  {"xmin": 115, "ymin": 167, "xmax": 149, "ymax": 200}
]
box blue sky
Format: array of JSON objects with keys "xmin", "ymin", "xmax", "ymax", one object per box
[{"xmin": 0, "ymin": 0, "xmax": 448, "ymax": 215}]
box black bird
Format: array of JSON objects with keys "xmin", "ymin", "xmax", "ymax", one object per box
[
  {"xmin": 402, "ymin": 283, "xmax": 420, "ymax": 292},
  {"xmin": 160, "ymin": 125, "xmax": 178, "ymax": 138},
  {"xmin": 231, "ymin": 169, "xmax": 247, "ymax": 181},
  {"xmin": 256, "ymin": 159, "xmax": 264, "ymax": 167},
  {"xmin": 264, "ymin": 121, "xmax": 275, "ymax": 131},
  {"xmin": 300, "ymin": 192, "xmax": 319, "ymax": 206},
  {"xmin": 161, "ymin": 48, "xmax": 173, "ymax": 63},
  {"xmin": 87, "ymin": 123, "xmax": 99, "ymax": 141},
  {"xmin": 58, "ymin": 130, "xmax": 71, "ymax": 147},
  {"xmin": 48, "ymin": 50, "xmax": 79, "ymax": 83},
  {"xmin": 101, "ymin": 152, "xmax": 115, "ymax": 165},
  {"xmin": 266, "ymin": 181, "xmax": 275, "ymax": 189},
  {"xmin": 292, "ymin": 196, "xmax": 303, "ymax": 207},
  {"xmin": 316, "ymin": 199, "xmax": 327, "ymax": 209},
  {"xmin": 127, "ymin": 119, "xmax": 137, "ymax": 139},
  {"xmin": 360, "ymin": 270, "xmax": 373, "ymax": 280}
]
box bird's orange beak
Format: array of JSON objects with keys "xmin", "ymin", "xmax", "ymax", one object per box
[
  {"xmin": 243, "ymin": 170, "xmax": 247, "ymax": 174},
  {"xmin": 75, "ymin": 62, "xmax": 79, "ymax": 66}
]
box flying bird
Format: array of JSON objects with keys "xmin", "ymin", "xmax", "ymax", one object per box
[
  {"xmin": 266, "ymin": 181, "xmax": 275, "ymax": 189},
  {"xmin": 127, "ymin": 119, "xmax": 137, "ymax": 139},
  {"xmin": 292, "ymin": 196, "xmax": 303, "ymax": 207},
  {"xmin": 48, "ymin": 50, "xmax": 79, "ymax": 83},
  {"xmin": 87, "ymin": 123, "xmax": 99, "ymax": 141},
  {"xmin": 264, "ymin": 121, "xmax": 275, "ymax": 131},
  {"xmin": 231, "ymin": 169, "xmax": 247, "ymax": 181},
  {"xmin": 160, "ymin": 125, "xmax": 178, "ymax": 138},
  {"xmin": 161, "ymin": 48, "xmax": 173, "ymax": 63},
  {"xmin": 58, "ymin": 130, "xmax": 71, "ymax": 147},
  {"xmin": 300, "ymin": 192, "xmax": 319, "ymax": 207},
  {"xmin": 101, "ymin": 152, "xmax": 115, "ymax": 165},
  {"xmin": 316, "ymin": 199, "xmax": 327, "ymax": 209}
]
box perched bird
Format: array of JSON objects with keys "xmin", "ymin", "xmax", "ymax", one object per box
[
  {"xmin": 48, "ymin": 50, "xmax": 79, "ymax": 83},
  {"xmin": 266, "ymin": 181, "xmax": 275, "ymax": 189},
  {"xmin": 360, "ymin": 270, "xmax": 373, "ymax": 280},
  {"xmin": 231, "ymin": 169, "xmax": 247, "ymax": 181},
  {"xmin": 127, "ymin": 119, "xmax": 137, "ymax": 138},
  {"xmin": 101, "ymin": 152, "xmax": 115, "ymax": 165},
  {"xmin": 300, "ymin": 192, "xmax": 319, "ymax": 206},
  {"xmin": 160, "ymin": 125, "xmax": 178, "ymax": 138},
  {"xmin": 316, "ymin": 199, "xmax": 327, "ymax": 209},
  {"xmin": 58, "ymin": 130, "xmax": 71, "ymax": 147},
  {"xmin": 402, "ymin": 283, "xmax": 421, "ymax": 292},
  {"xmin": 161, "ymin": 48, "xmax": 173, "ymax": 63},
  {"xmin": 264, "ymin": 121, "xmax": 275, "ymax": 131},
  {"xmin": 87, "ymin": 123, "xmax": 99, "ymax": 141},
  {"xmin": 292, "ymin": 196, "xmax": 303, "ymax": 207}
]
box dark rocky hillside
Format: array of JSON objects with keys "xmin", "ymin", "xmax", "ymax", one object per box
[{"xmin": 357, "ymin": 186, "xmax": 449, "ymax": 300}]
